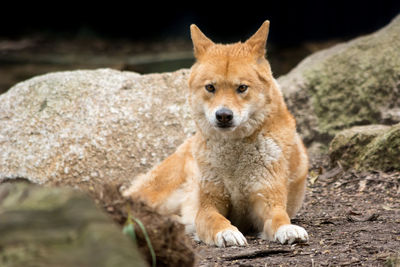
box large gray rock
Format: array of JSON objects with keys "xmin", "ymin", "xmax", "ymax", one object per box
[
  {"xmin": 0, "ymin": 181, "xmax": 148, "ymax": 267},
  {"xmin": 278, "ymin": 15, "xmax": 400, "ymax": 148},
  {"xmin": 0, "ymin": 68, "xmax": 195, "ymax": 186}
]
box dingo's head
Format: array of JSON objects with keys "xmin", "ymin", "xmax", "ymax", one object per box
[{"xmin": 189, "ymin": 21, "xmax": 282, "ymax": 139}]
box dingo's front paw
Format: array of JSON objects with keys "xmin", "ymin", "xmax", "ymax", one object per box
[
  {"xmin": 274, "ymin": 224, "xmax": 308, "ymax": 244},
  {"xmin": 215, "ymin": 229, "xmax": 248, "ymax": 247}
]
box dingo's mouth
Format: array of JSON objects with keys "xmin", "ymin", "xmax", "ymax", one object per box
[
  {"xmin": 215, "ymin": 123, "xmax": 235, "ymax": 131},
  {"xmin": 217, "ymin": 122, "xmax": 232, "ymax": 128}
]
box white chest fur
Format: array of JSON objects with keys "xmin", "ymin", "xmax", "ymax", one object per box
[{"xmin": 196, "ymin": 135, "xmax": 282, "ymax": 223}]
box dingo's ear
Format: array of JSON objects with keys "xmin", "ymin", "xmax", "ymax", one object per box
[
  {"xmin": 246, "ymin": 20, "xmax": 270, "ymax": 59},
  {"xmin": 190, "ymin": 24, "xmax": 214, "ymax": 59}
]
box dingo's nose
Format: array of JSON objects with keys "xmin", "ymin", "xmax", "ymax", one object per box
[{"xmin": 216, "ymin": 108, "xmax": 233, "ymax": 125}]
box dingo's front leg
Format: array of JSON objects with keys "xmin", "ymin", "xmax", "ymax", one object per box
[
  {"xmin": 123, "ymin": 139, "xmax": 193, "ymax": 213},
  {"xmin": 195, "ymin": 181, "xmax": 248, "ymax": 247},
  {"xmin": 251, "ymin": 184, "xmax": 308, "ymax": 245},
  {"xmin": 263, "ymin": 208, "xmax": 308, "ymax": 244}
]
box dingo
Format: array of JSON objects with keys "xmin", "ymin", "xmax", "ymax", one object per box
[{"xmin": 124, "ymin": 21, "xmax": 309, "ymax": 247}]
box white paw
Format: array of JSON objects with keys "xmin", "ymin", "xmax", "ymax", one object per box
[
  {"xmin": 274, "ymin": 224, "xmax": 308, "ymax": 244},
  {"xmin": 215, "ymin": 229, "xmax": 248, "ymax": 247}
]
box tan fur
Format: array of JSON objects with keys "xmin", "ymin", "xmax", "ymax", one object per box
[{"xmin": 124, "ymin": 21, "xmax": 309, "ymax": 247}]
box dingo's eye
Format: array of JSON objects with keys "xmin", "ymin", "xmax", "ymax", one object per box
[
  {"xmin": 205, "ymin": 84, "xmax": 216, "ymax": 93},
  {"xmin": 237, "ymin": 84, "xmax": 248, "ymax": 93}
]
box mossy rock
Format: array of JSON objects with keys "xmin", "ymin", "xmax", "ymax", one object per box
[
  {"xmin": 0, "ymin": 181, "xmax": 148, "ymax": 267},
  {"xmin": 305, "ymin": 22, "xmax": 400, "ymax": 136},
  {"xmin": 279, "ymin": 15, "xmax": 400, "ymax": 148},
  {"xmin": 329, "ymin": 123, "xmax": 400, "ymax": 171}
]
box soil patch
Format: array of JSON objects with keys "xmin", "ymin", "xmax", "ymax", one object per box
[{"xmin": 83, "ymin": 182, "xmax": 196, "ymax": 267}]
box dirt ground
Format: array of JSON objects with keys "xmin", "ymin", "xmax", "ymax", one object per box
[{"xmin": 191, "ymin": 156, "xmax": 400, "ymax": 267}]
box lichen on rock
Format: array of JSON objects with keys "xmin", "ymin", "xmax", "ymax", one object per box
[
  {"xmin": 358, "ymin": 123, "xmax": 400, "ymax": 171},
  {"xmin": 329, "ymin": 123, "xmax": 400, "ymax": 171},
  {"xmin": 0, "ymin": 181, "xmax": 148, "ymax": 267},
  {"xmin": 0, "ymin": 68, "xmax": 195, "ymax": 186},
  {"xmin": 278, "ymin": 14, "xmax": 400, "ymax": 147},
  {"xmin": 305, "ymin": 23, "xmax": 400, "ymax": 136}
]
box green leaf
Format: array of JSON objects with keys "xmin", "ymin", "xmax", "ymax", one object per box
[{"xmin": 122, "ymin": 223, "xmax": 137, "ymax": 243}]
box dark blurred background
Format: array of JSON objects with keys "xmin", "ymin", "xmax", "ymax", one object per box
[{"xmin": 0, "ymin": 1, "xmax": 399, "ymax": 94}]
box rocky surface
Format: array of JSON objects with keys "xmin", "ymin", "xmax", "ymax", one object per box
[
  {"xmin": 0, "ymin": 181, "xmax": 148, "ymax": 267},
  {"xmin": 0, "ymin": 68, "xmax": 195, "ymax": 186},
  {"xmin": 278, "ymin": 14, "xmax": 400, "ymax": 147},
  {"xmin": 329, "ymin": 123, "xmax": 400, "ymax": 171}
]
